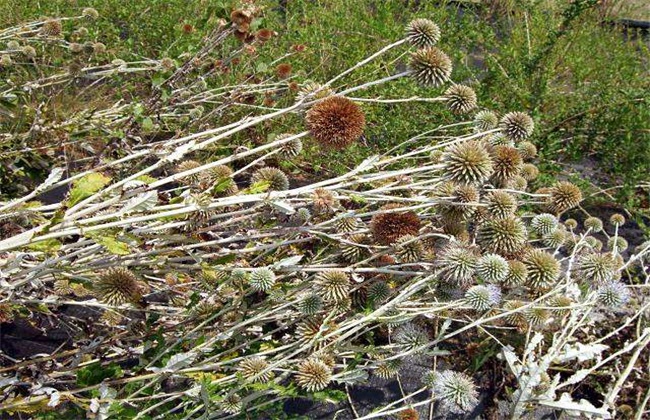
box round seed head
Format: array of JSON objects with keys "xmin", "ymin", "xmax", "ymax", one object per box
[
  {"xmin": 95, "ymin": 267, "xmax": 144, "ymax": 305},
  {"xmin": 507, "ymin": 175, "xmax": 528, "ymax": 191},
  {"xmin": 292, "ymin": 207, "xmax": 312, "ymax": 225},
  {"xmin": 82, "ymin": 8, "xmax": 99, "ymax": 20},
  {"xmin": 485, "ymin": 190, "xmax": 517, "ymax": 219},
  {"xmin": 395, "ymin": 234, "xmax": 424, "ymax": 263},
  {"xmin": 486, "ymin": 133, "xmax": 513, "ymax": 147},
  {"xmin": 256, "ymin": 28, "xmax": 274, "ymax": 42},
  {"xmin": 473, "ymin": 110, "xmax": 499, "ymax": 132},
  {"xmin": 175, "ymin": 160, "xmax": 203, "ymax": 186},
  {"xmin": 608, "ymin": 236, "xmax": 628, "ymax": 253},
  {"xmin": 542, "ymin": 228, "xmax": 567, "ymax": 248},
  {"xmin": 525, "ymin": 306, "xmax": 550, "ymax": 326},
  {"xmin": 312, "ymin": 188, "xmax": 339, "ymax": 214},
  {"xmin": 375, "ymin": 358, "xmax": 402, "ymax": 379},
  {"xmin": 409, "ymin": 47, "xmax": 452, "ymax": 87},
  {"xmin": 584, "ymin": 217, "xmax": 603, "ymax": 233},
  {"xmin": 299, "ymin": 293, "xmax": 324, "ymax": 315},
  {"xmin": 93, "ymin": 42, "xmax": 106, "ymax": 54},
  {"xmin": 477, "ymin": 215, "xmax": 528, "ymax": 256},
  {"xmin": 230, "ymin": 268, "xmax": 249, "ymax": 283},
  {"xmin": 503, "ymin": 300, "xmax": 527, "ymax": 328},
  {"xmin": 40, "ymin": 19, "xmax": 62, "ymax": 37},
  {"xmin": 405, "ymin": 18, "xmax": 440, "ymax": 48},
  {"xmin": 577, "ymin": 252, "xmax": 619, "ymax": 287},
  {"xmin": 476, "ymin": 254, "xmax": 510, "ymax": 283},
  {"xmin": 367, "ymin": 281, "xmax": 392, "ymax": 304},
  {"xmin": 370, "ymin": 204, "xmax": 421, "ymax": 245},
  {"xmin": 547, "ymin": 182, "xmax": 582, "ymax": 214},
  {"xmin": 564, "ymin": 218, "xmax": 578, "ymax": 230},
  {"xmin": 437, "ymin": 242, "xmax": 479, "ymax": 287},
  {"xmin": 547, "ymin": 295, "xmax": 573, "ymax": 317},
  {"xmin": 334, "ymin": 213, "xmax": 361, "ymax": 233},
  {"xmin": 21, "ymin": 45, "xmax": 36, "ymax": 58},
  {"xmin": 609, "ymin": 213, "xmax": 626, "ymax": 227},
  {"xmin": 296, "ymin": 81, "xmax": 333, "ymax": 103},
  {"xmin": 597, "ymin": 281, "xmax": 630, "ymax": 307},
  {"xmin": 6, "ymin": 40, "xmax": 20, "ymax": 50},
  {"xmin": 341, "ymin": 234, "xmax": 370, "ymax": 262},
  {"xmin": 465, "ymin": 284, "xmax": 501, "ymax": 311},
  {"xmin": 441, "ymin": 140, "xmax": 493, "ymax": 185},
  {"xmin": 491, "ymin": 145, "xmax": 523, "ymax": 184},
  {"xmin": 500, "ymin": 111, "xmax": 534, "ymax": 142},
  {"xmin": 584, "ymin": 236, "xmax": 604, "ymax": 252},
  {"xmin": 444, "ymin": 85, "xmax": 477, "ymax": 114},
  {"xmin": 276, "ymin": 62, "xmax": 292, "ymax": 78},
  {"xmin": 524, "ymin": 249, "xmax": 560, "ymax": 289},
  {"xmin": 503, "ymin": 260, "xmax": 528, "ymax": 286},
  {"xmin": 251, "ymin": 167, "xmax": 289, "ymax": 191},
  {"xmin": 432, "ymin": 370, "xmax": 479, "ymax": 414},
  {"xmin": 397, "ymin": 408, "xmax": 419, "ymax": 420},
  {"xmin": 220, "ymin": 393, "xmax": 242, "ymax": 414},
  {"xmin": 295, "ymin": 358, "xmax": 332, "ymax": 392},
  {"xmin": 239, "ymin": 356, "xmax": 273, "ymax": 383},
  {"xmin": 520, "ymin": 163, "xmax": 539, "ymax": 181},
  {"xmin": 249, "ymin": 267, "xmax": 276, "ymax": 292},
  {"xmin": 531, "ymin": 213, "xmax": 558, "ymax": 236},
  {"xmin": 315, "ymin": 271, "xmax": 350, "ymax": 302},
  {"xmin": 305, "ymin": 96, "xmax": 365, "ymax": 149},
  {"xmin": 517, "ymin": 141, "xmax": 537, "ymax": 160},
  {"xmin": 277, "ymin": 133, "xmax": 303, "ymax": 157},
  {"xmin": 394, "ymin": 323, "xmax": 429, "ymax": 352},
  {"xmin": 0, "ymin": 55, "xmax": 12, "ymax": 67},
  {"xmin": 230, "ymin": 9, "xmax": 252, "ymax": 25}
]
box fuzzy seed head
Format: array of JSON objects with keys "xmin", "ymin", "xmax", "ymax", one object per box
[
  {"xmin": 432, "ymin": 370, "xmax": 479, "ymax": 414},
  {"xmin": 251, "ymin": 167, "xmax": 289, "ymax": 191},
  {"xmin": 473, "ymin": 110, "xmax": 499, "ymax": 132},
  {"xmin": 340, "ymin": 234, "xmax": 370, "ymax": 262},
  {"xmin": 547, "ymin": 182, "xmax": 582, "ymax": 214},
  {"xmin": 531, "ymin": 213, "xmax": 558, "ymax": 236},
  {"xmin": 584, "ymin": 217, "xmax": 603, "ymax": 233},
  {"xmin": 405, "ymin": 18, "xmax": 441, "ymax": 48},
  {"xmin": 21, "ymin": 45, "xmax": 36, "ymax": 58},
  {"xmin": 597, "ymin": 281, "xmax": 631, "ymax": 307},
  {"xmin": 249, "ymin": 267, "xmax": 276, "ymax": 292},
  {"xmin": 315, "ymin": 271, "xmax": 350, "ymax": 302},
  {"xmin": 444, "ymin": 85, "xmax": 477, "ymax": 114},
  {"xmin": 220, "ymin": 393, "xmax": 242, "ymax": 414},
  {"xmin": 295, "ymin": 358, "xmax": 332, "ymax": 392},
  {"xmin": 239, "ymin": 357, "xmax": 273, "ymax": 383},
  {"xmin": 334, "ymin": 213, "xmax": 361, "ymax": 233},
  {"xmin": 525, "ymin": 306, "xmax": 550, "ymax": 326},
  {"xmin": 0, "ymin": 55, "xmax": 12, "ymax": 67},
  {"xmin": 409, "ymin": 47, "xmax": 452, "ymax": 87},
  {"xmin": 476, "ymin": 254, "xmax": 510, "ymax": 283},
  {"xmin": 564, "ymin": 218, "xmax": 578, "ymax": 230},
  {"xmin": 500, "ymin": 112, "xmax": 534, "ymax": 142},
  {"xmin": 608, "ymin": 236, "xmax": 628, "ymax": 253},
  {"xmin": 305, "ymin": 96, "xmax": 365, "ymax": 149},
  {"xmin": 441, "ymin": 140, "xmax": 494, "ymax": 185},
  {"xmin": 465, "ymin": 284, "xmax": 502, "ymax": 311},
  {"xmin": 296, "ymin": 81, "xmax": 333, "ymax": 103},
  {"xmin": 40, "ymin": 19, "xmax": 62, "ymax": 37},
  {"xmin": 95, "ymin": 267, "xmax": 144, "ymax": 305},
  {"xmin": 370, "ymin": 205, "xmax": 421, "ymax": 245},
  {"xmin": 524, "ymin": 249, "xmax": 560, "ymax": 289}
]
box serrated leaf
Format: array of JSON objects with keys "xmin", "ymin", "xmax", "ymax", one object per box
[
  {"xmin": 68, "ymin": 173, "xmax": 111, "ymax": 206},
  {"xmin": 89, "ymin": 234, "xmax": 130, "ymax": 255},
  {"xmin": 210, "ymin": 177, "xmax": 234, "ymax": 194}
]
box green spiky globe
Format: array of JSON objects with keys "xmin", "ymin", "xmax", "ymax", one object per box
[
  {"xmin": 249, "ymin": 267, "xmax": 276, "ymax": 292},
  {"xmin": 531, "ymin": 213, "xmax": 558, "ymax": 236},
  {"xmin": 315, "ymin": 271, "xmax": 350, "ymax": 302},
  {"xmin": 465, "ymin": 284, "xmax": 501, "ymax": 311},
  {"xmin": 432, "ymin": 370, "xmax": 479, "ymax": 414},
  {"xmin": 597, "ymin": 281, "xmax": 630, "ymax": 307},
  {"xmin": 441, "ymin": 140, "xmax": 494, "ymax": 185},
  {"xmin": 524, "ymin": 249, "xmax": 560, "ymax": 289},
  {"xmin": 444, "ymin": 85, "xmax": 478, "ymax": 114},
  {"xmin": 476, "ymin": 254, "xmax": 510, "ymax": 283},
  {"xmin": 299, "ymin": 293, "xmax": 324, "ymax": 315},
  {"xmin": 503, "ymin": 260, "xmax": 528, "ymax": 286},
  {"xmin": 473, "ymin": 110, "xmax": 498, "ymax": 132},
  {"xmin": 437, "ymin": 242, "xmax": 479, "ymax": 287},
  {"xmin": 584, "ymin": 217, "xmax": 603, "ymax": 233},
  {"xmin": 477, "ymin": 216, "xmax": 528, "ymax": 256}
]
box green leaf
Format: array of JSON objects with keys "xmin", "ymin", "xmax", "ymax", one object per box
[
  {"xmin": 76, "ymin": 363, "xmax": 123, "ymax": 386},
  {"xmin": 210, "ymin": 177, "xmax": 234, "ymax": 195},
  {"xmin": 88, "ymin": 234, "xmax": 130, "ymax": 255},
  {"xmin": 27, "ymin": 239, "xmax": 62, "ymax": 253},
  {"xmin": 68, "ymin": 173, "xmax": 111, "ymax": 206},
  {"xmin": 141, "ymin": 117, "xmax": 154, "ymax": 132},
  {"xmin": 246, "ymin": 180, "xmax": 270, "ymax": 194}
]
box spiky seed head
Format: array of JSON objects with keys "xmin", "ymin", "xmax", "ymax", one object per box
[
  {"xmin": 6, "ymin": 40, "xmax": 20, "ymax": 50},
  {"xmin": 251, "ymin": 167, "xmax": 289, "ymax": 191},
  {"xmin": 547, "ymin": 182, "xmax": 582, "ymax": 214},
  {"xmin": 608, "ymin": 236, "xmax": 628, "ymax": 253},
  {"xmin": 405, "ymin": 18, "xmax": 441, "ymax": 48},
  {"xmin": 95, "ymin": 267, "xmax": 144, "ymax": 305},
  {"xmin": 444, "ymin": 85, "xmax": 477, "ymax": 114},
  {"xmin": 93, "ymin": 42, "xmax": 106, "ymax": 54},
  {"xmin": 473, "ymin": 110, "xmax": 498, "ymax": 132},
  {"xmin": 370, "ymin": 204, "xmax": 421, "ymax": 245},
  {"xmin": 547, "ymin": 295, "xmax": 573, "ymax": 317},
  {"xmin": 477, "ymin": 215, "xmax": 528, "ymax": 256},
  {"xmin": 315, "ymin": 271, "xmax": 350, "ymax": 302},
  {"xmin": 409, "ymin": 47, "xmax": 452, "ymax": 87},
  {"xmin": 485, "ymin": 190, "xmax": 517, "ymax": 219},
  {"xmin": 397, "ymin": 408, "xmax": 420, "ymax": 420},
  {"xmin": 500, "ymin": 112, "xmax": 534, "ymax": 142},
  {"xmin": 542, "ymin": 228, "xmax": 566, "ymax": 248},
  {"xmin": 296, "ymin": 81, "xmax": 333, "ymax": 103},
  {"xmin": 491, "ymin": 145, "xmax": 523, "ymax": 184},
  {"xmin": 432, "ymin": 370, "xmax": 479, "ymax": 414},
  {"xmin": 503, "ymin": 300, "xmax": 527, "ymax": 327},
  {"xmin": 249, "ymin": 267, "xmax": 276, "ymax": 292},
  {"xmin": 531, "ymin": 213, "xmax": 558, "ymax": 236},
  {"xmin": 367, "ymin": 281, "xmax": 392, "ymax": 303},
  {"xmin": 375, "ymin": 358, "xmax": 402, "ymax": 379},
  {"xmin": 429, "ymin": 149, "xmax": 444, "ymax": 163},
  {"xmin": 175, "ymin": 160, "xmax": 203, "ymax": 185},
  {"xmin": 577, "ymin": 252, "xmax": 619, "ymax": 286},
  {"xmin": 564, "ymin": 218, "xmax": 578, "ymax": 230},
  {"xmin": 276, "ymin": 133, "xmax": 303, "ymax": 157},
  {"xmin": 305, "ymin": 96, "xmax": 365, "ymax": 149},
  {"xmin": 21, "ymin": 45, "xmax": 36, "ymax": 58},
  {"xmin": 292, "ymin": 207, "xmax": 312, "ymax": 225},
  {"xmin": 0, "ymin": 55, "xmax": 12, "ymax": 67},
  {"xmin": 437, "ymin": 242, "xmax": 479, "ymax": 287},
  {"xmin": 230, "ymin": 268, "xmax": 249, "ymax": 283},
  {"xmin": 610, "ymin": 213, "xmax": 626, "ymax": 227},
  {"xmin": 341, "ymin": 234, "xmax": 370, "ymax": 262},
  {"xmin": 40, "ymin": 19, "xmax": 62, "ymax": 37},
  {"xmin": 597, "ymin": 281, "xmax": 630, "ymax": 307},
  {"xmin": 334, "ymin": 213, "xmax": 361, "ymax": 233},
  {"xmin": 584, "ymin": 217, "xmax": 603, "ymax": 233},
  {"xmin": 503, "ymin": 260, "xmax": 528, "ymax": 286},
  {"xmin": 239, "ymin": 356, "xmax": 273, "ymax": 383},
  {"xmin": 53, "ymin": 279, "xmax": 74, "ymax": 295},
  {"xmin": 441, "ymin": 140, "xmax": 494, "ymax": 185},
  {"xmin": 525, "ymin": 307, "xmax": 550, "ymax": 326},
  {"xmin": 299, "ymin": 293, "xmax": 324, "ymax": 315},
  {"xmin": 520, "ymin": 163, "xmax": 539, "ymax": 181},
  {"xmin": 486, "ymin": 133, "xmax": 512, "ymax": 147},
  {"xmin": 220, "ymin": 393, "xmax": 242, "ymax": 414},
  {"xmin": 395, "ymin": 234, "xmax": 424, "ymax": 263},
  {"xmin": 517, "ymin": 141, "xmax": 538, "ymax": 160},
  {"xmin": 507, "ymin": 175, "xmax": 528, "ymax": 192},
  {"xmin": 295, "ymin": 358, "xmax": 332, "ymax": 392},
  {"xmin": 476, "ymin": 254, "xmax": 510, "ymax": 283},
  {"xmin": 465, "ymin": 284, "xmax": 501, "ymax": 311},
  {"xmin": 438, "ymin": 183, "xmax": 480, "ymax": 222},
  {"xmin": 394, "ymin": 323, "xmax": 429, "ymax": 352},
  {"xmin": 524, "ymin": 249, "xmax": 560, "ymax": 289},
  {"xmin": 584, "ymin": 236, "xmax": 604, "ymax": 251},
  {"xmin": 312, "ymin": 188, "xmax": 338, "ymax": 214}
]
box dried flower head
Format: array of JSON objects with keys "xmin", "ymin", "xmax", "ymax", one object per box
[
  {"xmin": 465, "ymin": 284, "xmax": 502, "ymax": 311},
  {"xmin": 524, "ymin": 249, "xmax": 560, "ymax": 289},
  {"xmin": 0, "ymin": 55, "xmax": 12, "ymax": 67},
  {"xmin": 477, "ymin": 215, "xmax": 528, "ymax": 256},
  {"xmin": 276, "ymin": 63, "xmax": 292, "ymax": 78},
  {"xmin": 93, "ymin": 42, "xmax": 106, "ymax": 55},
  {"xmin": 564, "ymin": 218, "xmax": 578, "ymax": 230},
  {"xmin": 444, "ymin": 85, "xmax": 477, "ymax": 114},
  {"xmin": 485, "ymin": 190, "xmax": 517, "ymax": 219},
  {"xmin": 473, "ymin": 110, "xmax": 499, "ymax": 132},
  {"xmin": 340, "ymin": 233, "xmax": 370, "ymax": 262},
  {"xmin": 40, "ymin": 19, "xmax": 62, "ymax": 37},
  {"xmin": 525, "ymin": 306, "xmax": 550, "ymax": 326},
  {"xmin": 251, "ymin": 167, "xmax": 289, "ymax": 191},
  {"xmin": 249, "ymin": 267, "xmax": 276, "ymax": 292},
  {"xmin": 312, "ymin": 188, "xmax": 339, "ymax": 214},
  {"xmin": 95, "ymin": 267, "xmax": 144, "ymax": 305},
  {"xmin": 520, "ymin": 163, "xmax": 539, "ymax": 181},
  {"xmin": 21, "ymin": 45, "xmax": 36, "ymax": 58},
  {"xmin": 277, "ymin": 133, "xmax": 303, "ymax": 157},
  {"xmin": 409, "ymin": 47, "xmax": 452, "ymax": 87},
  {"xmin": 597, "ymin": 281, "xmax": 631, "ymax": 307},
  {"xmin": 491, "ymin": 145, "xmax": 523, "ymax": 184},
  {"xmin": 305, "ymin": 96, "xmax": 365, "ymax": 149},
  {"xmin": 298, "ymin": 293, "xmax": 324, "ymax": 315},
  {"xmin": 441, "ymin": 140, "xmax": 494, "ymax": 185},
  {"xmin": 315, "ymin": 271, "xmax": 350, "ymax": 302},
  {"xmin": 256, "ymin": 28, "xmax": 273, "ymax": 42},
  {"xmin": 432, "ymin": 370, "xmax": 479, "ymax": 414},
  {"xmin": 531, "ymin": 213, "xmax": 558, "ymax": 236},
  {"xmin": 503, "ymin": 300, "xmax": 527, "ymax": 328},
  {"xmin": 437, "ymin": 242, "xmax": 479, "ymax": 286},
  {"xmin": 395, "ymin": 234, "xmax": 424, "ymax": 263},
  {"xmin": 82, "ymin": 8, "xmax": 99, "ymax": 20},
  {"xmin": 239, "ymin": 356, "xmax": 273, "ymax": 383},
  {"xmin": 609, "ymin": 213, "xmax": 626, "ymax": 227},
  {"xmin": 405, "ymin": 18, "xmax": 440, "ymax": 48},
  {"xmin": 547, "ymin": 182, "xmax": 582, "ymax": 214},
  {"xmin": 370, "ymin": 204, "xmax": 421, "ymax": 245},
  {"xmin": 500, "ymin": 111, "xmax": 534, "ymax": 142},
  {"xmin": 295, "ymin": 358, "xmax": 332, "ymax": 392},
  {"xmin": 503, "ymin": 260, "xmax": 528, "ymax": 286},
  {"xmin": 476, "ymin": 254, "xmax": 510, "ymax": 283},
  {"xmin": 584, "ymin": 217, "xmax": 603, "ymax": 233},
  {"xmin": 517, "ymin": 141, "xmax": 537, "ymax": 160},
  {"xmin": 230, "ymin": 9, "xmax": 252, "ymax": 26}
]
